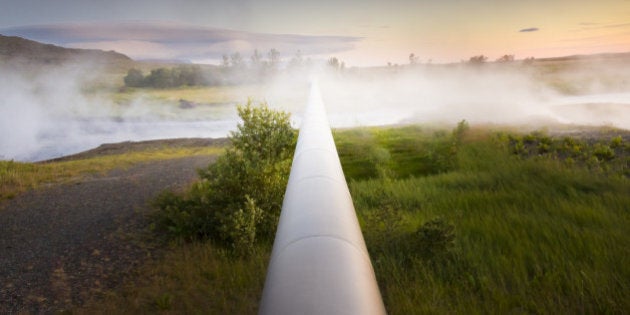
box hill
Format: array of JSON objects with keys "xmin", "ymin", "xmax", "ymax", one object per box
[{"xmin": 0, "ymin": 34, "xmax": 132, "ymax": 67}]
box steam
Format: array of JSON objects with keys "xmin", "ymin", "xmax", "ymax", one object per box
[
  {"xmin": 1, "ymin": 59, "xmax": 629, "ymax": 162},
  {"xmin": 0, "ymin": 63, "xmax": 238, "ymax": 161},
  {"xmin": 265, "ymin": 64, "xmax": 630, "ymax": 129}
]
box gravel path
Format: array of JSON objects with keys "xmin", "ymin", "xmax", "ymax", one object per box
[{"xmin": 0, "ymin": 155, "xmax": 215, "ymax": 314}]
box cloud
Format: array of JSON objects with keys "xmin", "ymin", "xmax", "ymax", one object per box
[
  {"xmin": 519, "ymin": 27, "xmax": 539, "ymax": 33},
  {"xmin": 574, "ymin": 22, "xmax": 630, "ymax": 32},
  {"xmin": 602, "ymin": 22, "xmax": 630, "ymax": 29},
  {"xmin": 1, "ymin": 21, "xmax": 361, "ymax": 62}
]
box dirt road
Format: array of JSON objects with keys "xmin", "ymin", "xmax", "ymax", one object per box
[{"xmin": 0, "ymin": 154, "xmax": 215, "ymax": 314}]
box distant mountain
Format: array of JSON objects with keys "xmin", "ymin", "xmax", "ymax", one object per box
[{"xmin": 0, "ymin": 34, "xmax": 132, "ymax": 66}]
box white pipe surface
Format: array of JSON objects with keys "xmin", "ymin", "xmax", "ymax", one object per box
[{"xmin": 259, "ymin": 81, "xmax": 386, "ymax": 315}]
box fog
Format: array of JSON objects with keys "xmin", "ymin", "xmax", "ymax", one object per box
[
  {"xmin": 0, "ymin": 64, "xmax": 239, "ymax": 161},
  {"xmin": 1, "ymin": 60, "xmax": 629, "ymax": 162},
  {"xmin": 268, "ymin": 63, "xmax": 630, "ymax": 130}
]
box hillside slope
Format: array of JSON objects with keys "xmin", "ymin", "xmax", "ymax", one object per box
[{"xmin": 0, "ymin": 34, "xmax": 132, "ymax": 66}]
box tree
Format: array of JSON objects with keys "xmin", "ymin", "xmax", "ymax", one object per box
[
  {"xmin": 268, "ymin": 48, "xmax": 280, "ymax": 69},
  {"xmin": 328, "ymin": 57, "xmax": 342, "ymax": 70},
  {"xmin": 145, "ymin": 68, "xmax": 175, "ymax": 88},
  {"xmin": 230, "ymin": 52, "xmax": 244, "ymax": 68},
  {"xmin": 123, "ymin": 68, "xmax": 145, "ymax": 87},
  {"xmin": 221, "ymin": 54, "xmax": 230, "ymax": 68},
  {"xmin": 251, "ymin": 49, "xmax": 262, "ymax": 68},
  {"xmin": 172, "ymin": 65, "xmax": 205, "ymax": 86},
  {"xmin": 468, "ymin": 55, "xmax": 488, "ymax": 65},
  {"xmin": 288, "ymin": 50, "xmax": 303, "ymax": 69},
  {"xmin": 409, "ymin": 53, "xmax": 419, "ymax": 65},
  {"xmin": 496, "ymin": 54, "xmax": 515, "ymax": 63}
]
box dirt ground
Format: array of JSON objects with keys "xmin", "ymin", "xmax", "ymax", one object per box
[{"xmin": 0, "ymin": 140, "xmax": 219, "ymax": 314}]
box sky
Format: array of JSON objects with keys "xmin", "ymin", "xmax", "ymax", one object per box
[{"xmin": 1, "ymin": 0, "xmax": 629, "ymax": 66}]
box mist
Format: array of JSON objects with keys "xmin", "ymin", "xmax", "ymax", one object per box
[
  {"xmin": 265, "ymin": 62, "xmax": 630, "ymax": 130},
  {"xmin": 0, "ymin": 63, "xmax": 239, "ymax": 161},
  {"xmin": 2, "ymin": 58, "xmax": 629, "ymax": 162}
]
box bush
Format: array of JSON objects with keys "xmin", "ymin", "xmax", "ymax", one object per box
[
  {"xmin": 123, "ymin": 68, "xmax": 145, "ymax": 87},
  {"xmin": 153, "ymin": 101, "xmax": 296, "ymax": 253},
  {"xmin": 414, "ymin": 218, "xmax": 456, "ymax": 260},
  {"xmin": 124, "ymin": 65, "xmax": 208, "ymax": 88}
]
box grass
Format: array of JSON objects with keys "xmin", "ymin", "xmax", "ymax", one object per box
[
  {"xmin": 65, "ymin": 124, "xmax": 630, "ymax": 313},
  {"xmin": 334, "ymin": 124, "xmax": 458, "ymax": 179},
  {"xmin": 340, "ymin": 126, "xmax": 630, "ymax": 314},
  {"xmin": 0, "ymin": 146, "xmax": 223, "ymax": 201},
  {"xmin": 113, "ymin": 85, "xmax": 267, "ymax": 105},
  {"xmin": 114, "ymin": 86, "xmax": 229, "ymax": 104},
  {"xmin": 351, "ymin": 148, "xmax": 630, "ymax": 313},
  {"xmin": 78, "ymin": 242, "xmax": 270, "ymax": 315}
]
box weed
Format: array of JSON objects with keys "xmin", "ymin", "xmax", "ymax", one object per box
[{"xmin": 154, "ymin": 293, "xmax": 173, "ymax": 311}]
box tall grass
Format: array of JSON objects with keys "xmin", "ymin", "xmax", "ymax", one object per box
[
  {"xmin": 78, "ymin": 242, "xmax": 270, "ymax": 314},
  {"xmin": 345, "ymin": 129, "xmax": 630, "ymax": 314}
]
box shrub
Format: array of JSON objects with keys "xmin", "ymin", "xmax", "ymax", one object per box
[
  {"xmin": 363, "ymin": 203, "xmax": 405, "ymax": 255},
  {"xmin": 593, "ymin": 144, "xmax": 615, "ymax": 161},
  {"xmin": 414, "ymin": 217, "xmax": 456, "ymax": 260},
  {"xmin": 124, "ymin": 65, "xmax": 208, "ymax": 88},
  {"xmin": 154, "ymin": 101, "xmax": 296, "ymax": 253},
  {"xmin": 610, "ymin": 136, "xmax": 623, "ymax": 149},
  {"xmin": 123, "ymin": 68, "xmax": 145, "ymax": 87}
]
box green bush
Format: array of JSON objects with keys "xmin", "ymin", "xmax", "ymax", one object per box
[
  {"xmin": 124, "ymin": 65, "xmax": 208, "ymax": 88},
  {"xmin": 414, "ymin": 218, "xmax": 456, "ymax": 260},
  {"xmin": 153, "ymin": 101, "xmax": 296, "ymax": 252}
]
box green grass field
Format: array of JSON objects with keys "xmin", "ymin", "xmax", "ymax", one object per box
[
  {"xmin": 71, "ymin": 123, "xmax": 629, "ymax": 314},
  {"xmin": 346, "ymin": 128, "xmax": 629, "ymax": 313}
]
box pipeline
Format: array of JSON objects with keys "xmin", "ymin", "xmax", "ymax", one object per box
[{"xmin": 259, "ymin": 81, "xmax": 386, "ymax": 315}]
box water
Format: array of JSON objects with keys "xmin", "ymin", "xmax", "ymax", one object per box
[
  {"xmin": 2, "ymin": 113, "xmax": 238, "ymax": 162},
  {"xmin": 4, "ymin": 89, "xmax": 629, "ymax": 162}
]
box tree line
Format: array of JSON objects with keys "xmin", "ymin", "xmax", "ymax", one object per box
[
  {"xmin": 124, "ymin": 65, "xmax": 208, "ymax": 88},
  {"xmin": 123, "ymin": 48, "xmax": 347, "ymax": 89}
]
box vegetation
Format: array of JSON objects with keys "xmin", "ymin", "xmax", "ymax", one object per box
[
  {"xmin": 153, "ymin": 101, "xmax": 296, "ymax": 253},
  {"xmin": 78, "ymin": 242, "xmax": 269, "ymax": 315},
  {"xmin": 498, "ymin": 130, "xmax": 630, "ymax": 177},
  {"xmin": 334, "ymin": 120, "xmax": 469, "ymax": 180},
  {"xmin": 468, "ymin": 55, "xmax": 488, "ymax": 64},
  {"xmin": 346, "ymin": 126, "xmax": 629, "ymax": 314},
  {"xmin": 327, "ymin": 57, "xmax": 346, "ymax": 71},
  {"xmin": 5, "ymin": 33, "xmax": 630, "ymax": 312},
  {"xmin": 0, "ymin": 34, "xmax": 132, "ymax": 66},
  {"xmin": 124, "ymin": 65, "xmax": 208, "ymax": 88},
  {"xmin": 122, "ymin": 48, "xmax": 308, "ymax": 89},
  {"xmin": 79, "ymin": 123, "xmax": 629, "ymax": 314},
  {"xmin": 0, "ymin": 145, "xmax": 223, "ymax": 201}
]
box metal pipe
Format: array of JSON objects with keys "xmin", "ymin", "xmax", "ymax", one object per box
[{"xmin": 259, "ymin": 81, "xmax": 386, "ymax": 315}]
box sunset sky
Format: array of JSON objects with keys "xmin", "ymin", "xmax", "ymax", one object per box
[{"xmin": 1, "ymin": 0, "xmax": 629, "ymax": 66}]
